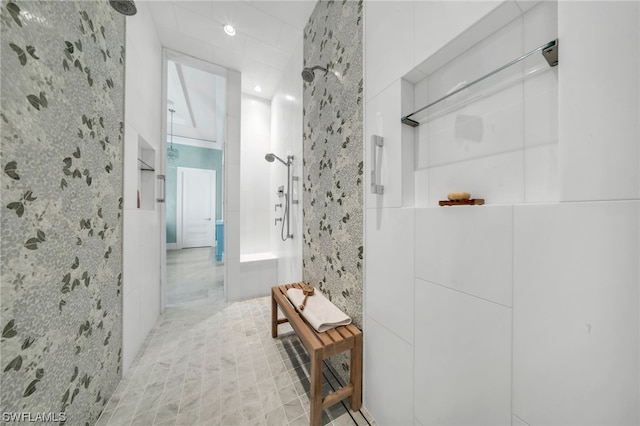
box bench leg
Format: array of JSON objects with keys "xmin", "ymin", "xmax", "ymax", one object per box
[
  {"xmin": 271, "ymin": 289, "xmax": 278, "ymax": 338},
  {"xmin": 310, "ymin": 350, "xmax": 323, "ymax": 426},
  {"xmin": 349, "ymin": 333, "xmax": 362, "ymax": 411}
]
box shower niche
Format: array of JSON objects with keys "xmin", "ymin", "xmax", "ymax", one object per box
[{"xmin": 137, "ymin": 136, "xmax": 156, "ymax": 210}]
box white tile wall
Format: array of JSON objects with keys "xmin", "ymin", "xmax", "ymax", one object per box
[
  {"xmin": 558, "ymin": 1, "xmax": 640, "ymax": 201},
  {"xmin": 239, "ymin": 258, "xmax": 278, "ymax": 299},
  {"xmin": 413, "ymin": 3, "xmax": 559, "ymax": 206},
  {"xmin": 122, "ymin": 2, "xmax": 163, "ymax": 375},
  {"xmin": 364, "ymin": 1, "xmax": 640, "ymax": 424},
  {"xmin": 364, "ymin": 316, "xmax": 414, "ymax": 426},
  {"xmin": 513, "ymin": 201, "xmax": 640, "ymax": 425},
  {"xmin": 414, "ymin": 279, "xmax": 512, "ymax": 425},
  {"xmin": 225, "ymin": 70, "xmax": 243, "ymax": 300},
  {"xmin": 415, "ymin": 206, "xmax": 513, "ymax": 307},
  {"xmin": 364, "ymin": 1, "xmax": 414, "ymax": 101},
  {"xmin": 240, "ymin": 94, "xmax": 272, "ymax": 255},
  {"xmin": 511, "ymin": 414, "xmax": 529, "ymax": 426},
  {"xmin": 524, "ymin": 143, "xmax": 559, "ymax": 203},
  {"xmin": 365, "ymin": 208, "xmax": 414, "ymax": 344},
  {"xmin": 366, "ymin": 80, "xmax": 408, "ymax": 209},
  {"xmin": 429, "ymin": 151, "xmax": 525, "ymax": 206},
  {"xmin": 270, "ymin": 40, "xmax": 304, "ymax": 285},
  {"xmin": 414, "ymin": 1, "xmax": 504, "ymax": 68}
]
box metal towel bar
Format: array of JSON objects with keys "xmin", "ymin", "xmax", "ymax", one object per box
[{"xmin": 401, "ymin": 39, "xmax": 559, "ymax": 127}]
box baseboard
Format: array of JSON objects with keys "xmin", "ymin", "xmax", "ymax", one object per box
[{"xmin": 166, "ymin": 243, "xmax": 178, "ymax": 250}]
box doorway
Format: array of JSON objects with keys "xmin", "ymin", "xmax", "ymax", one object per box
[
  {"xmin": 177, "ymin": 167, "xmax": 216, "ymax": 249},
  {"xmin": 162, "ymin": 50, "xmax": 227, "ymax": 306}
]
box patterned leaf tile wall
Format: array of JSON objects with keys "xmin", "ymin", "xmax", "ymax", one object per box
[
  {"xmin": 303, "ymin": 0, "xmax": 363, "ymax": 382},
  {"xmin": 1, "ymin": 1, "xmax": 124, "ymax": 423}
]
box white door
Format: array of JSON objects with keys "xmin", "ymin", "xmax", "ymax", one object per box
[{"xmin": 179, "ymin": 167, "xmax": 216, "ymax": 248}]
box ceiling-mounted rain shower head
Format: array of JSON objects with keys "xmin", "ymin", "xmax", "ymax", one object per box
[
  {"xmin": 301, "ymin": 65, "xmax": 328, "ymax": 83},
  {"xmin": 109, "ymin": 0, "xmax": 137, "ymax": 16},
  {"xmin": 265, "ymin": 153, "xmax": 292, "ymax": 166}
]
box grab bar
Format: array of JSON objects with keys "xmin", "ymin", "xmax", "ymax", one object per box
[
  {"xmin": 401, "ymin": 39, "xmax": 559, "ymax": 127},
  {"xmin": 371, "ymin": 135, "xmax": 384, "ymax": 195},
  {"xmin": 156, "ymin": 174, "xmax": 165, "ymax": 203}
]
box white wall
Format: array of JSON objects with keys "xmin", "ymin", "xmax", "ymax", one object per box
[
  {"xmin": 122, "ymin": 2, "xmax": 163, "ymax": 374},
  {"xmin": 223, "ymin": 70, "xmax": 243, "ymax": 301},
  {"xmin": 363, "ymin": 1, "xmax": 640, "ymax": 425},
  {"xmin": 240, "ymin": 94, "xmax": 272, "ymax": 255},
  {"xmin": 270, "ymin": 40, "xmax": 304, "ymax": 284}
]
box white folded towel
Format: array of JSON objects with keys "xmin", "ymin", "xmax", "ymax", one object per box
[{"xmin": 286, "ymin": 287, "xmax": 352, "ymax": 332}]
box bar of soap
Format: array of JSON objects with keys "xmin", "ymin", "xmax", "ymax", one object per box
[{"xmin": 448, "ymin": 192, "xmax": 471, "ymax": 201}]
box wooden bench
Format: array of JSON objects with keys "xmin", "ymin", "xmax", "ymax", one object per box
[{"xmin": 271, "ymin": 283, "xmax": 362, "ymax": 426}]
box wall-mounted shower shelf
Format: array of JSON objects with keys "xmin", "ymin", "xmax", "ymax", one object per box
[{"xmin": 138, "ymin": 157, "xmax": 155, "ymax": 171}]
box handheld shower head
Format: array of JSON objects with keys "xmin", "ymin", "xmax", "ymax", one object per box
[
  {"xmin": 265, "ymin": 153, "xmax": 291, "ymax": 166},
  {"xmin": 301, "ymin": 65, "xmax": 327, "ymax": 83}
]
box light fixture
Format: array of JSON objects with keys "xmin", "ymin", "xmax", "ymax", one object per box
[
  {"xmin": 223, "ymin": 24, "xmax": 236, "ymax": 36},
  {"xmin": 167, "ymin": 108, "xmax": 179, "ymax": 165},
  {"xmin": 254, "ymin": 85, "xmax": 263, "ymax": 93},
  {"xmin": 286, "ymin": 95, "xmax": 295, "ymax": 101}
]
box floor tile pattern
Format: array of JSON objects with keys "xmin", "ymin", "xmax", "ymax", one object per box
[
  {"xmin": 166, "ymin": 248, "xmax": 224, "ymax": 306},
  {"xmin": 98, "ymin": 249, "xmax": 375, "ymax": 426}
]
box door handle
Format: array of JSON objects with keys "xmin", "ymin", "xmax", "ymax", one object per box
[{"xmin": 157, "ymin": 174, "xmax": 166, "ymax": 202}]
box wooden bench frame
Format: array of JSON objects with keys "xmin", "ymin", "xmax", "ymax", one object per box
[{"xmin": 271, "ymin": 283, "xmax": 362, "ymax": 426}]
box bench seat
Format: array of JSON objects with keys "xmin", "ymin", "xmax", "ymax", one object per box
[{"xmin": 271, "ymin": 283, "xmax": 362, "ymax": 426}]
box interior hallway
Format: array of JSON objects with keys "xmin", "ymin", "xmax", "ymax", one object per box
[{"xmin": 97, "ymin": 249, "xmax": 374, "ymax": 426}]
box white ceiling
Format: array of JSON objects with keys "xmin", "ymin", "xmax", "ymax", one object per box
[
  {"xmin": 167, "ymin": 60, "xmax": 224, "ymax": 142},
  {"xmin": 148, "ymin": 0, "xmax": 317, "ymax": 100}
]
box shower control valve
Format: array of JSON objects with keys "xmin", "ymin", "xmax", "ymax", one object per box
[
  {"xmin": 275, "ymin": 203, "xmax": 282, "ymax": 211},
  {"xmin": 275, "ymin": 218, "xmax": 283, "ymax": 226}
]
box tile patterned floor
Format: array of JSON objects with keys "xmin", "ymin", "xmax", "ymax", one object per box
[
  {"xmin": 166, "ymin": 248, "xmax": 224, "ymax": 306},
  {"xmin": 97, "ymin": 249, "xmax": 374, "ymax": 426}
]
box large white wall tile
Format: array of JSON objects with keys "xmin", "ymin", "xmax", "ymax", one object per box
[
  {"xmin": 241, "ymin": 94, "xmax": 271, "ymax": 255},
  {"xmin": 123, "ymin": 1, "xmax": 163, "ymax": 375},
  {"xmin": 364, "ymin": 1, "xmax": 414, "ymax": 101},
  {"xmin": 414, "ymin": 1, "xmax": 506, "ymax": 67},
  {"xmin": 512, "ymin": 414, "xmax": 530, "ymax": 426},
  {"xmin": 559, "ymin": 1, "xmax": 640, "ymax": 201},
  {"xmin": 424, "ymin": 85, "xmax": 524, "ymax": 168},
  {"xmin": 365, "ymin": 208, "xmax": 414, "ymax": 344},
  {"xmin": 366, "ymin": 80, "xmax": 407, "ymax": 208},
  {"xmin": 364, "ymin": 316, "xmax": 414, "ymax": 426},
  {"xmin": 414, "ymin": 279, "xmax": 511, "ymax": 426},
  {"xmin": 415, "ymin": 205, "xmax": 512, "ymax": 306},
  {"xmin": 428, "ymin": 150, "xmax": 524, "ymax": 206},
  {"xmin": 513, "ymin": 201, "xmax": 640, "ymax": 425},
  {"xmin": 524, "ymin": 143, "xmax": 559, "ymax": 203},
  {"xmin": 414, "ymin": 168, "xmax": 429, "ymax": 208}
]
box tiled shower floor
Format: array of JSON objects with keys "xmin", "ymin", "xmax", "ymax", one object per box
[{"xmin": 97, "ymin": 250, "xmax": 374, "ymax": 426}]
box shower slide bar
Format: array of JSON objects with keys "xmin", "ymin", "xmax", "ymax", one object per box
[{"xmin": 401, "ymin": 39, "xmax": 558, "ymax": 127}]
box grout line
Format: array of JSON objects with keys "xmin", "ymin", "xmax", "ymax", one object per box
[
  {"xmin": 513, "ymin": 413, "xmax": 531, "ymax": 426},
  {"xmin": 511, "ymin": 204, "xmax": 515, "ymax": 422},
  {"xmin": 416, "ymin": 278, "xmax": 513, "ymax": 310}
]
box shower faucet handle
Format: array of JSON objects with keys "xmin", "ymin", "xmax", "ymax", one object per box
[
  {"xmin": 275, "ymin": 203, "xmax": 282, "ymax": 211},
  {"xmin": 275, "ymin": 218, "xmax": 283, "ymax": 225}
]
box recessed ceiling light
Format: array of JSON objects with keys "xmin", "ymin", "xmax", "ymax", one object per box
[
  {"xmin": 286, "ymin": 95, "xmax": 295, "ymax": 101},
  {"xmin": 254, "ymin": 85, "xmax": 263, "ymax": 93},
  {"xmin": 223, "ymin": 24, "xmax": 236, "ymax": 36}
]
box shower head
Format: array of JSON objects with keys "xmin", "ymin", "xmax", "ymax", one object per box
[
  {"xmin": 301, "ymin": 65, "xmax": 328, "ymax": 83},
  {"xmin": 109, "ymin": 0, "xmax": 137, "ymax": 15},
  {"xmin": 265, "ymin": 153, "xmax": 292, "ymax": 166}
]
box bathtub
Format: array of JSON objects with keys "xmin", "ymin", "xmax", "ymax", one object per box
[{"xmin": 238, "ymin": 252, "xmax": 278, "ymax": 299}]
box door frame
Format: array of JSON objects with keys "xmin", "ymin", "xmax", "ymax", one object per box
[{"xmin": 176, "ymin": 166, "xmax": 216, "ymax": 250}]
